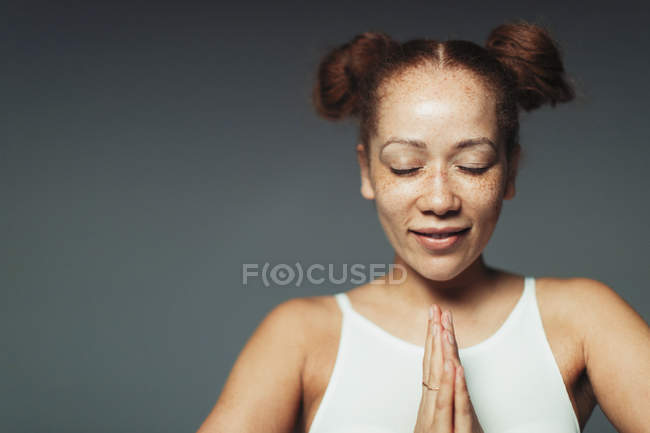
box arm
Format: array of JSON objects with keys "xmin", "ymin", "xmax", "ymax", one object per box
[
  {"xmin": 195, "ymin": 298, "xmax": 310, "ymax": 433},
  {"xmin": 573, "ymin": 278, "xmax": 650, "ymax": 433}
]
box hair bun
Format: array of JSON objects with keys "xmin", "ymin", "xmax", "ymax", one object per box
[
  {"xmin": 312, "ymin": 31, "xmax": 397, "ymax": 120},
  {"xmin": 486, "ymin": 20, "xmax": 575, "ymax": 111}
]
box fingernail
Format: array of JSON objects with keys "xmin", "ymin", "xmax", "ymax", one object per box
[
  {"xmin": 443, "ymin": 311, "xmax": 451, "ymax": 328},
  {"xmin": 433, "ymin": 323, "xmax": 439, "ymax": 336},
  {"xmin": 446, "ymin": 330, "xmax": 454, "ymax": 345},
  {"xmin": 428, "ymin": 305, "xmax": 434, "ymax": 319},
  {"xmin": 444, "ymin": 359, "xmax": 452, "ymax": 371}
]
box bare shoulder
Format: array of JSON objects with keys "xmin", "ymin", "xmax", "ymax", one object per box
[
  {"xmin": 265, "ymin": 294, "xmax": 344, "ymax": 368},
  {"xmin": 557, "ymin": 276, "xmax": 649, "ymax": 342},
  {"xmin": 294, "ymin": 293, "xmax": 343, "ymax": 353},
  {"xmin": 275, "ymin": 294, "xmax": 341, "ymax": 326},
  {"xmin": 537, "ymin": 277, "xmax": 650, "ymax": 432},
  {"xmin": 536, "ymin": 275, "xmax": 649, "ymax": 358},
  {"xmin": 535, "ymin": 276, "xmax": 635, "ymax": 327},
  {"xmin": 263, "ymin": 294, "xmax": 341, "ymax": 349},
  {"xmin": 534, "ymin": 276, "xmax": 592, "ymax": 329},
  {"xmin": 195, "ymin": 294, "xmax": 340, "ymax": 433},
  {"xmin": 537, "ymin": 276, "xmax": 644, "ymax": 321},
  {"xmin": 265, "ymin": 295, "xmax": 330, "ymax": 330},
  {"xmin": 535, "ymin": 276, "xmax": 633, "ymax": 313}
]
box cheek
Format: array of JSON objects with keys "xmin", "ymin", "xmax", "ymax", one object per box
[
  {"xmin": 372, "ymin": 173, "xmax": 414, "ymax": 218},
  {"xmin": 463, "ymin": 171, "xmax": 506, "ymax": 216}
]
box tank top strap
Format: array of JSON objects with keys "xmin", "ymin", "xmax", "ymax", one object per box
[
  {"xmin": 514, "ymin": 275, "xmax": 539, "ymax": 329},
  {"xmin": 523, "ymin": 275, "xmax": 535, "ymax": 306},
  {"xmin": 334, "ymin": 292, "xmax": 352, "ymax": 315},
  {"xmin": 524, "ymin": 275, "xmax": 533, "ymax": 298},
  {"xmin": 514, "ymin": 276, "xmax": 535, "ymax": 316}
]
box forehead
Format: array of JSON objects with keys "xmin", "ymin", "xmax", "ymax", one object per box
[{"xmin": 375, "ymin": 66, "xmax": 497, "ymax": 144}]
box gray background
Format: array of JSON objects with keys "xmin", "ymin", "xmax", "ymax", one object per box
[{"xmin": 3, "ymin": 1, "xmax": 649, "ymax": 432}]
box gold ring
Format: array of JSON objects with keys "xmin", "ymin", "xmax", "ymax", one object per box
[{"xmin": 422, "ymin": 381, "xmax": 440, "ymax": 391}]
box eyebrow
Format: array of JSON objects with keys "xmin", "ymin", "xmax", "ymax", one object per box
[{"xmin": 381, "ymin": 136, "xmax": 497, "ymax": 152}]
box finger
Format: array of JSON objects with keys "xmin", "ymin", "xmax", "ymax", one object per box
[
  {"xmin": 432, "ymin": 358, "xmax": 455, "ymax": 431},
  {"xmin": 454, "ymin": 365, "xmax": 473, "ymax": 432},
  {"xmin": 432, "ymin": 306, "xmax": 444, "ymax": 385},
  {"xmin": 423, "ymin": 308, "xmax": 433, "ymax": 383},
  {"xmin": 417, "ymin": 313, "xmax": 436, "ymax": 429},
  {"xmin": 443, "ymin": 327, "xmax": 460, "ymax": 373},
  {"xmin": 442, "ymin": 310, "xmax": 462, "ymax": 368},
  {"xmin": 432, "ymin": 303, "xmax": 442, "ymax": 327}
]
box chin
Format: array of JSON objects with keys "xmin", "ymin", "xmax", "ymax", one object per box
[{"xmin": 410, "ymin": 255, "xmax": 467, "ymax": 282}]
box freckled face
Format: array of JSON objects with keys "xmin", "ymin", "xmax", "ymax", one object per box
[{"xmin": 359, "ymin": 66, "xmax": 513, "ymax": 281}]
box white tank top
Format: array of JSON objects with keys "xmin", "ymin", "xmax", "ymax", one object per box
[{"xmin": 307, "ymin": 276, "xmax": 580, "ymax": 433}]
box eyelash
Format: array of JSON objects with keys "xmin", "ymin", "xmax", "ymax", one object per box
[
  {"xmin": 390, "ymin": 168, "xmax": 421, "ymax": 175},
  {"xmin": 390, "ymin": 166, "xmax": 490, "ymax": 176}
]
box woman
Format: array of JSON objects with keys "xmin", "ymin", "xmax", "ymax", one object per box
[{"xmin": 196, "ymin": 21, "xmax": 650, "ymax": 433}]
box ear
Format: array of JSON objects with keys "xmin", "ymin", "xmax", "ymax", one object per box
[
  {"xmin": 503, "ymin": 144, "xmax": 520, "ymax": 201},
  {"xmin": 356, "ymin": 143, "xmax": 375, "ymax": 200}
]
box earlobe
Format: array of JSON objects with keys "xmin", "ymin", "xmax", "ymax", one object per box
[
  {"xmin": 504, "ymin": 179, "xmax": 516, "ymax": 200},
  {"xmin": 356, "ymin": 143, "xmax": 375, "ymax": 200},
  {"xmin": 361, "ymin": 180, "xmax": 375, "ymax": 200}
]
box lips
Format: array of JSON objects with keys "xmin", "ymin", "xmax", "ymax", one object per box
[
  {"xmin": 410, "ymin": 227, "xmax": 470, "ymax": 251},
  {"xmin": 410, "ymin": 227, "xmax": 470, "ymax": 238}
]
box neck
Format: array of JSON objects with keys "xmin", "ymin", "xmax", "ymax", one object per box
[{"xmin": 378, "ymin": 253, "xmax": 501, "ymax": 311}]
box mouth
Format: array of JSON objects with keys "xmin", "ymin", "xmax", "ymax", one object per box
[
  {"xmin": 409, "ymin": 227, "xmax": 471, "ymax": 251},
  {"xmin": 409, "ymin": 227, "xmax": 471, "ymax": 238}
]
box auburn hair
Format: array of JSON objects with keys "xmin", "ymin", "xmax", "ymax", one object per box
[{"xmin": 311, "ymin": 20, "xmax": 575, "ymax": 173}]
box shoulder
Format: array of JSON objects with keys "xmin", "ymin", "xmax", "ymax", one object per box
[
  {"xmin": 536, "ymin": 276, "xmax": 648, "ymax": 357},
  {"xmin": 266, "ymin": 294, "xmax": 344, "ymax": 393},
  {"xmin": 533, "ymin": 277, "xmax": 590, "ymax": 362},
  {"xmin": 534, "ymin": 276, "xmax": 593, "ymax": 326},
  {"xmin": 557, "ymin": 276, "xmax": 649, "ymax": 344},
  {"xmin": 538, "ymin": 277, "xmax": 650, "ymax": 431},
  {"xmin": 197, "ymin": 295, "xmax": 341, "ymax": 432},
  {"xmin": 266, "ymin": 294, "xmax": 340, "ymax": 328},
  {"xmin": 535, "ymin": 275, "xmax": 625, "ymax": 313},
  {"xmin": 537, "ymin": 276, "xmax": 637, "ymax": 320},
  {"xmin": 236, "ymin": 295, "xmax": 335, "ymax": 374},
  {"xmin": 260, "ymin": 294, "xmax": 342, "ymax": 355}
]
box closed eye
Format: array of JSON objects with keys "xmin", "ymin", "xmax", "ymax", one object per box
[
  {"xmin": 390, "ymin": 167, "xmax": 421, "ymax": 176},
  {"xmin": 459, "ymin": 166, "xmax": 490, "ymax": 175},
  {"xmin": 390, "ymin": 166, "xmax": 490, "ymax": 176}
]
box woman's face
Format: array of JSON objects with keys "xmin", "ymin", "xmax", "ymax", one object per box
[{"xmin": 357, "ymin": 66, "xmax": 517, "ymax": 281}]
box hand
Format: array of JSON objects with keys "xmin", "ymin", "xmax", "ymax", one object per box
[{"xmin": 414, "ymin": 304, "xmax": 485, "ymax": 433}]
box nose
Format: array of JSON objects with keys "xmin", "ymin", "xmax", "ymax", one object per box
[{"xmin": 414, "ymin": 165, "xmax": 461, "ymax": 216}]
